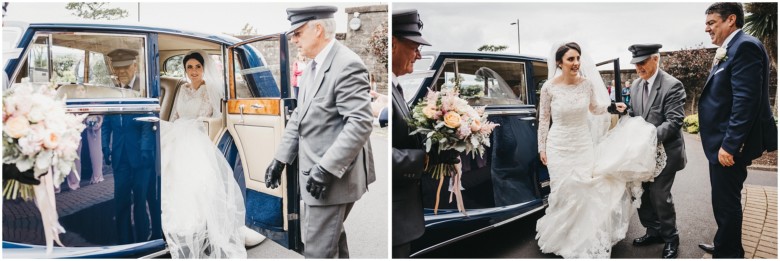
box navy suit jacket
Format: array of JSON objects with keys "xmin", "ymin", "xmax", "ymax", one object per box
[
  {"xmin": 101, "ymin": 114, "xmax": 155, "ymax": 168},
  {"xmin": 698, "ymin": 30, "xmax": 778, "ymax": 164}
]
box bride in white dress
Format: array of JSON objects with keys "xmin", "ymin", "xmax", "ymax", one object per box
[
  {"xmin": 535, "ymin": 42, "xmax": 665, "ymax": 258},
  {"xmin": 160, "ymin": 51, "xmax": 251, "ymax": 258}
]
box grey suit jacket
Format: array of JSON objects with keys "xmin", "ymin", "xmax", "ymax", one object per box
[
  {"xmin": 275, "ymin": 42, "xmax": 375, "ymax": 206},
  {"xmin": 628, "ymin": 69, "xmax": 687, "ymax": 172}
]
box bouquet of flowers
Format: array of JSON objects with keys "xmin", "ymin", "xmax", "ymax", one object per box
[
  {"xmin": 3, "ymin": 82, "xmax": 87, "ymax": 254},
  {"xmin": 407, "ymin": 87, "xmax": 499, "ymax": 214}
]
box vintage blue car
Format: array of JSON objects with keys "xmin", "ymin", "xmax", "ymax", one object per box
[
  {"xmin": 397, "ymin": 51, "xmax": 553, "ymax": 257},
  {"xmin": 2, "ymin": 22, "xmax": 303, "ymax": 258}
]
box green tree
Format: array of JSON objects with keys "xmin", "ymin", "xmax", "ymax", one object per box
[
  {"xmin": 239, "ymin": 23, "xmax": 257, "ymax": 35},
  {"xmin": 744, "ymin": 2, "xmax": 778, "ymax": 113},
  {"xmin": 66, "ymin": 2, "xmax": 128, "ymax": 20},
  {"xmin": 477, "ymin": 44, "xmax": 508, "ymax": 52},
  {"xmin": 662, "ymin": 44, "xmax": 713, "ymax": 114},
  {"xmin": 745, "ymin": 3, "xmax": 777, "ymax": 70}
]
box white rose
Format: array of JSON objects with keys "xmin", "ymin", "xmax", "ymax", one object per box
[
  {"xmin": 15, "ymin": 156, "xmax": 34, "ymax": 172},
  {"xmin": 714, "ymin": 47, "xmax": 727, "ymax": 61},
  {"xmin": 27, "ymin": 106, "xmax": 45, "ymax": 123},
  {"xmin": 18, "ymin": 135, "xmax": 42, "ymax": 156},
  {"xmin": 35, "ymin": 149, "xmax": 53, "ymax": 172},
  {"xmin": 44, "ymin": 112, "xmax": 67, "ymax": 134},
  {"xmin": 14, "ymin": 97, "xmax": 33, "ymax": 117},
  {"xmin": 4, "ymin": 96, "xmax": 16, "ymax": 115},
  {"xmin": 4, "ymin": 116, "xmax": 31, "ymax": 138}
]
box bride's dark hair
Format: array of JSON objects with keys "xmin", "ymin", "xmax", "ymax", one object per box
[
  {"xmin": 183, "ymin": 52, "xmax": 205, "ymax": 68},
  {"xmin": 555, "ymin": 42, "xmax": 581, "ymax": 65}
]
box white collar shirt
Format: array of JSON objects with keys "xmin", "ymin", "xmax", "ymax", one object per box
[{"xmin": 311, "ymin": 38, "xmax": 336, "ymax": 77}]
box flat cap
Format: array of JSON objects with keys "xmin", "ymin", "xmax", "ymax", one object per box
[
  {"xmin": 286, "ymin": 6, "xmax": 337, "ymax": 34},
  {"xmin": 628, "ymin": 44, "xmax": 662, "ymax": 64},
  {"xmin": 392, "ymin": 9, "xmax": 430, "ymax": 46},
  {"xmin": 107, "ymin": 49, "xmax": 138, "ymax": 67}
]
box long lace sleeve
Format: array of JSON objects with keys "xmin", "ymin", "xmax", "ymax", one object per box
[
  {"xmin": 170, "ymin": 89, "xmax": 181, "ymax": 122},
  {"xmin": 538, "ymin": 83, "xmax": 552, "ymax": 153},
  {"xmin": 199, "ymin": 86, "xmax": 214, "ymax": 118},
  {"xmin": 588, "ymin": 80, "xmax": 609, "ymax": 115}
]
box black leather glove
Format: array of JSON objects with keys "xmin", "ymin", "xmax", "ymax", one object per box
[
  {"xmin": 608, "ymin": 102, "xmax": 627, "ymax": 115},
  {"xmin": 303, "ymin": 165, "xmax": 333, "ymax": 199},
  {"xmin": 265, "ymin": 159, "xmax": 285, "ymax": 189},
  {"xmin": 3, "ymin": 163, "xmax": 40, "ymax": 185},
  {"xmin": 104, "ymin": 153, "xmax": 112, "ymax": 166},
  {"xmin": 429, "ymin": 149, "xmax": 461, "ymax": 165}
]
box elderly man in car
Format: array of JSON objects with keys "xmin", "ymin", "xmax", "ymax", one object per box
[{"xmin": 107, "ymin": 48, "xmax": 141, "ymax": 92}]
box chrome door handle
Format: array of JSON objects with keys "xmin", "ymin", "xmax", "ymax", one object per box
[
  {"xmin": 251, "ymin": 103, "xmax": 264, "ymax": 109},
  {"xmin": 134, "ymin": 116, "xmax": 160, "ymax": 122},
  {"xmin": 239, "ymin": 104, "xmax": 245, "ymax": 123}
]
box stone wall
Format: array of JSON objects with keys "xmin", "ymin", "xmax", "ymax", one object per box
[{"xmin": 343, "ymin": 5, "xmax": 388, "ymax": 95}]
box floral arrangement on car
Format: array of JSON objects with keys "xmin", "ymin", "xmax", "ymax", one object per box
[
  {"xmin": 2, "ymin": 81, "xmax": 87, "ymax": 254},
  {"xmin": 458, "ymin": 84, "xmax": 484, "ymax": 99},
  {"xmin": 407, "ymin": 87, "xmax": 499, "ymax": 215}
]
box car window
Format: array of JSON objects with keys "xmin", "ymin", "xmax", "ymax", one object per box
[
  {"xmin": 12, "ymin": 33, "xmax": 148, "ymax": 99},
  {"xmin": 434, "ymin": 59, "xmax": 528, "ymax": 106},
  {"xmin": 162, "ymin": 55, "xmax": 184, "ymax": 77},
  {"xmin": 398, "ymin": 69, "xmax": 435, "ymax": 103},
  {"xmin": 162, "ymin": 53, "xmax": 222, "ymax": 78},
  {"xmin": 232, "ymin": 50, "xmax": 253, "ymax": 98}
]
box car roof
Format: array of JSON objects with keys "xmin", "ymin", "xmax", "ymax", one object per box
[{"xmin": 27, "ymin": 22, "xmax": 243, "ymax": 46}]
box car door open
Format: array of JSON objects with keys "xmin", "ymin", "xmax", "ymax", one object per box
[{"xmin": 226, "ymin": 33, "xmax": 302, "ymax": 252}]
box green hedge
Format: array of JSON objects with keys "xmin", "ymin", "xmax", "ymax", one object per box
[{"xmin": 683, "ymin": 114, "xmax": 699, "ymax": 134}]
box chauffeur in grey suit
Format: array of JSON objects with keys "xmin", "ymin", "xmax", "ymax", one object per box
[
  {"xmin": 626, "ymin": 44, "xmax": 687, "ymax": 259},
  {"xmin": 264, "ymin": 6, "xmax": 375, "ymax": 258}
]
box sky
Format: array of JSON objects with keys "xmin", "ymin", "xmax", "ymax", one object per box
[
  {"xmin": 393, "ymin": 2, "xmax": 720, "ymax": 70},
  {"xmin": 3, "ymin": 2, "xmax": 386, "ymax": 37}
]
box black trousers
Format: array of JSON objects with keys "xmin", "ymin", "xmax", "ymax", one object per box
[
  {"xmin": 114, "ymin": 156, "xmax": 153, "ymax": 244},
  {"xmin": 638, "ymin": 167, "xmax": 679, "ymax": 242},
  {"xmin": 709, "ymin": 161, "xmax": 748, "ymax": 258}
]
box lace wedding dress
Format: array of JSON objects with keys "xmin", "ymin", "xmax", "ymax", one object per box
[
  {"xmin": 161, "ymin": 83, "xmax": 246, "ymax": 258},
  {"xmin": 535, "ymin": 79, "xmax": 665, "ymax": 258}
]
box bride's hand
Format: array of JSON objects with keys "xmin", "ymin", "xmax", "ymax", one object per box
[
  {"xmin": 615, "ymin": 102, "xmax": 627, "ymax": 113},
  {"xmin": 540, "ymin": 151, "xmax": 547, "ymax": 165}
]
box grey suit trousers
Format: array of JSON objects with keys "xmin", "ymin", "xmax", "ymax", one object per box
[
  {"xmin": 638, "ymin": 166, "xmax": 679, "ymax": 241},
  {"xmin": 303, "ymin": 202, "xmax": 354, "ymax": 258}
]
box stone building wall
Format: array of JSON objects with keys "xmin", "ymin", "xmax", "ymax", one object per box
[{"xmin": 343, "ymin": 5, "xmax": 388, "ymax": 95}]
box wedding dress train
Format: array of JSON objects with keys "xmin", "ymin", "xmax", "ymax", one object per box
[{"xmin": 161, "ymin": 84, "xmax": 246, "ymax": 258}]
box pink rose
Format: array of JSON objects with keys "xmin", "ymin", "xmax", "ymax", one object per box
[
  {"xmin": 4, "ymin": 115, "xmax": 30, "ymax": 138},
  {"xmin": 42, "ymin": 130, "xmax": 60, "ymax": 149},
  {"xmin": 422, "ymin": 106, "xmax": 437, "ymax": 119},
  {"xmin": 470, "ymin": 118, "xmax": 482, "ymax": 132}
]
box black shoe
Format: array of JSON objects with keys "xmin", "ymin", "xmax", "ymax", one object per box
[
  {"xmin": 633, "ymin": 234, "xmax": 664, "ymax": 246},
  {"xmin": 662, "ymin": 238, "xmax": 679, "ymax": 258},
  {"xmin": 698, "ymin": 243, "xmax": 715, "ymax": 254}
]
